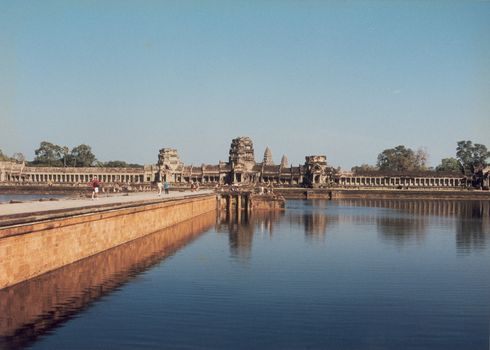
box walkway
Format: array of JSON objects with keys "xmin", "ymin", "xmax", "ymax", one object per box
[{"xmin": 0, "ymin": 190, "xmax": 214, "ymax": 226}]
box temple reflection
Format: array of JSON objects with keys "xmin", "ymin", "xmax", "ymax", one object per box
[
  {"xmin": 286, "ymin": 211, "xmax": 336, "ymax": 242},
  {"xmin": 336, "ymin": 199, "xmax": 490, "ymax": 250},
  {"xmin": 0, "ymin": 212, "xmax": 215, "ymax": 350},
  {"xmin": 5, "ymin": 200, "xmax": 487, "ymax": 349},
  {"xmin": 216, "ymin": 210, "xmax": 285, "ymax": 261}
]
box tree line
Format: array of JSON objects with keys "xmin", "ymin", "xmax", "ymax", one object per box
[
  {"xmin": 2, "ymin": 140, "xmax": 488, "ymax": 174},
  {"xmin": 0, "ymin": 141, "xmax": 143, "ymax": 168},
  {"xmin": 352, "ymin": 140, "xmax": 489, "ymax": 176}
]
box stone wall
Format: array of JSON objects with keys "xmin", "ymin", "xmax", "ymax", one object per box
[
  {"xmin": 0, "ymin": 211, "xmax": 215, "ymax": 348},
  {"xmin": 275, "ymin": 188, "xmax": 490, "ymax": 200},
  {"xmin": 0, "ymin": 194, "xmax": 216, "ymax": 289}
]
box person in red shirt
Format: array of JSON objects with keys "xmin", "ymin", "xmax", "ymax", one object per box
[{"xmin": 90, "ymin": 176, "xmax": 102, "ymax": 200}]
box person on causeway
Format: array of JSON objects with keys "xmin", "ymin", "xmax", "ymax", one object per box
[{"xmin": 90, "ymin": 176, "xmax": 102, "ymax": 200}]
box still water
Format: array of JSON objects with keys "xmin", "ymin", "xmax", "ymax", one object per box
[{"xmin": 1, "ymin": 199, "xmax": 489, "ymax": 349}]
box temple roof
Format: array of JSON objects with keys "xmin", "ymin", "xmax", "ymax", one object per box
[
  {"xmin": 348, "ymin": 170, "xmax": 463, "ymax": 178},
  {"xmin": 262, "ymin": 165, "xmax": 281, "ymax": 173}
]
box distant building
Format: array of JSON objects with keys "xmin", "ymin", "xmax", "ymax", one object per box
[{"xmin": 0, "ymin": 136, "xmax": 468, "ymax": 189}]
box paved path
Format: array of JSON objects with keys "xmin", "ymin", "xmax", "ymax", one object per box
[{"xmin": 0, "ymin": 190, "xmax": 214, "ymax": 217}]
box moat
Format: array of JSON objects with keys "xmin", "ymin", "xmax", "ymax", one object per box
[{"xmin": 1, "ymin": 199, "xmax": 489, "ymax": 350}]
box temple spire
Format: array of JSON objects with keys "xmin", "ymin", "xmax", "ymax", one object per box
[
  {"xmin": 280, "ymin": 154, "xmax": 288, "ymax": 167},
  {"xmin": 263, "ymin": 147, "xmax": 274, "ymax": 165}
]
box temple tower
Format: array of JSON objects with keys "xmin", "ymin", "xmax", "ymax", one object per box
[
  {"xmin": 263, "ymin": 147, "xmax": 274, "ymax": 165},
  {"xmin": 280, "ymin": 155, "xmax": 288, "ymax": 168},
  {"xmin": 229, "ymin": 137, "xmax": 255, "ymax": 171},
  {"xmin": 304, "ymin": 155, "xmax": 328, "ymax": 187},
  {"xmin": 228, "ymin": 137, "xmax": 256, "ymax": 184},
  {"xmin": 157, "ymin": 148, "xmax": 183, "ymax": 182}
]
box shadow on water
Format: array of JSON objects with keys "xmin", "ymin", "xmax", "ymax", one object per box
[{"xmin": 0, "ymin": 212, "xmax": 215, "ymax": 350}]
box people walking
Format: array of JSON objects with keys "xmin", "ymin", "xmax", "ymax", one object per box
[
  {"xmin": 164, "ymin": 181, "xmax": 170, "ymax": 194},
  {"xmin": 157, "ymin": 180, "xmax": 163, "ymax": 196},
  {"xmin": 90, "ymin": 176, "xmax": 102, "ymax": 200}
]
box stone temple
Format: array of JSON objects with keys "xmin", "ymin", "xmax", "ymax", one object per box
[
  {"xmin": 0, "ymin": 136, "xmax": 473, "ymax": 189},
  {"xmin": 156, "ymin": 136, "xmax": 332, "ymax": 187}
]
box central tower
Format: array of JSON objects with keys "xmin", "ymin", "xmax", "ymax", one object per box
[{"xmin": 228, "ymin": 136, "xmax": 256, "ymax": 171}]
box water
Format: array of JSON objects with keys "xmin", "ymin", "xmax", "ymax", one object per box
[
  {"xmin": 1, "ymin": 199, "xmax": 489, "ymax": 349},
  {"xmin": 0, "ymin": 194, "xmax": 66, "ymax": 203}
]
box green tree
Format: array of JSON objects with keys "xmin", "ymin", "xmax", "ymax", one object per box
[
  {"xmin": 351, "ymin": 164, "xmax": 378, "ymax": 173},
  {"xmin": 102, "ymin": 160, "xmax": 143, "ymax": 168},
  {"xmin": 33, "ymin": 141, "xmax": 65, "ymax": 166},
  {"xmin": 104, "ymin": 160, "xmax": 129, "ymax": 168},
  {"xmin": 61, "ymin": 146, "xmax": 70, "ymax": 167},
  {"xmin": 70, "ymin": 144, "xmax": 96, "ymax": 167},
  {"xmin": 456, "ymin": 141, "xmax": 490, "ymax": 175},
  {"xmin": 436, "ymin": 157, "xmax": 461, "ymax": 172},
  {"xmin": 377, "ymin": 145, "xmax": 426, "ymax": 171}
]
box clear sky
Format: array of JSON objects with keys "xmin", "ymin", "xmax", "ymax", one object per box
[{"xmin": 1, "ymin": 0, "xmax": 489, "ymax": 169}]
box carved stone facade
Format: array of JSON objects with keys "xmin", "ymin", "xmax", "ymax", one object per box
[
  {"xmin": 304, "ymin": 155, "xmax": 329, "ymax": 187},
  {"xmin": 0, "ymin": 136, "xmax": 475, "ymax": 190},
  {"xmin": 0, "ymin": 161, "xmax": 157, "ymax": 186},
  {"xmin": 229, "ymin": 137, "xmax": 255, "ymax": 171},
  {"xmin": 157, "ymin": 148, "xmax": 183, "ymax": 182},
  {"xmin": 335, "ymin": 171, "xmax": 465, "ymax": 188},
  {"xmin": 149, "ymin": 137, "xmax": 307, "ymax": 186}
]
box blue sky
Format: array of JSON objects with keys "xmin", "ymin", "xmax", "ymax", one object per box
[{"xmin": 0, "ymin": 0, "xmax": 489, "ymax": 169}]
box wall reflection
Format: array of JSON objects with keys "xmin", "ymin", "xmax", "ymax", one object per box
[
  {"xmin": 0, "ymin": 212, "xmax": 215, "ymax": 350},
  {"xmin": 217, "ymin": 199, "xmax": 489, "ymax": 259},
  {"xmin": 337, "ymin": 199, "xmax": 490, "ymax": 250},
  {"xmin": 375, "ymin": 216, "xmax": 428, "ymax": 245}
]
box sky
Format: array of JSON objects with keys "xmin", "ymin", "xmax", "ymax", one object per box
[{"xmin": 0, "ymin": 0, "xmax": 489, "ymax": 170}]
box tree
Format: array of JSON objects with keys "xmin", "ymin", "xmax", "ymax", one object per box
[
  {"xmin": 415, "ymin": 147, "xmax": 429, "ymax": 170},
  {"xmin": 11, "ymin": 152, "xmax": 25, "ymax": 163},
  {"xmin": 33, "ymin": 141, "xmax": 65, "ymax": 166},
  {"xmin": 103, "ymin": 160, "xmax": 143, "ymax": 168},
  {"xmin": 70, "ymin": 144, "xmax": 96, "ymax": 167},
  {"xmin": 0, "ymin": 149, "xmax": 9, "ymax": 161},
  {"xmin": 376, "ymin": 145, "xmax": 426, "ymax": 171},
  {"xmin": 104, "ymin": 160, "xmax": 129, "ymax": 168},
  {"xmin": 436, "ymin": 157, "xmax": 461, "ymax": 172},
  {"xmin": 456, "ymin": 141, "xmax": 489, "ymax": 175},
  {"xmin": 351, "ymin": 164, "xmax": 378, "ymax": 173},
  {"xmin": 61, "ymin": 146, "xmax": 70, "ymax": 167}
]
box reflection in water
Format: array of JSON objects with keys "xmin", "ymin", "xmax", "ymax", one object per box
[
  {"xmin": 287, "ymin": 212, "xmax": 336, "ymax": 241},
  {"xmin": 337, "ymin": 199, "xmax": 490, "ymax": 250},
  {"xmin": 225, "ymin": 200, "xmax": 489, "ymax": 251},
  {"xmin": 0, "ymin": 212, "xmax": 215, "ymax": 350},
  {"xmin": 294, "ymin": 199, "xmax": 333, "ymax": 241},
  {"xmin": 1, "ymin": 200, "xmax": 488, "ymax": 350},
  {"xmin": 375, "ymin": 216, "xmax": 428, "ymax": 245},
  {"xmin": 217, "ymin": 205, "xmax": 338, "ymax": 255},
  {"xmin": 337, "ymin": 199, "xmax": 490, "ymax": 220},
  {"xmin": 216, "ymin": 211, "xmax": 284, "ymax": 261},
  {"xmin": 454, "ymin": 201, "xmax": 490, "ymax": 253}
]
